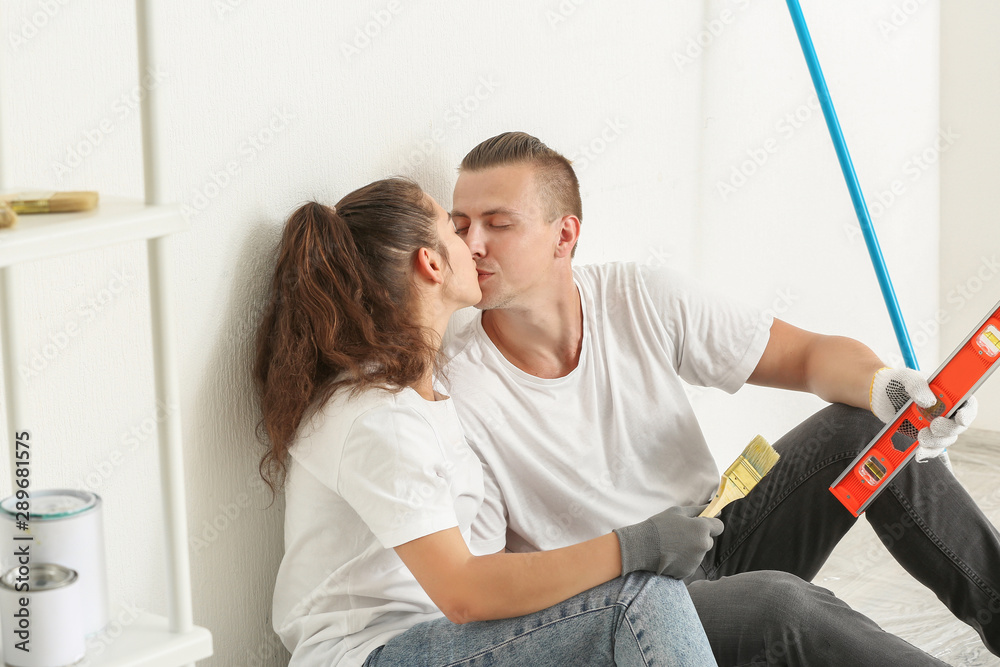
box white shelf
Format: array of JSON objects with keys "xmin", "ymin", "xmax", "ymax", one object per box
[
  {"xmin": 0, "ymin": 4, "xmax": 213, "ymax": 665},
  {"xmin": 0, "ymin": 613, "xmax": 212, "ymax": 667},
  {"xmin": 0, "ymin": 197, "xmax": 188, "ymax": 267},
  {"xmin": 89, "ymin": 613, "xmax": 212, "ymax": 667}
]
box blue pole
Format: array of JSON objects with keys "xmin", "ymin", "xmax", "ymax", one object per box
[{"xmin": 785, "ymin": 0, "xmax": 919, "ymax": 370}]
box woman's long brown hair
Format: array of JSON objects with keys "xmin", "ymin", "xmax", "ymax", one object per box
[{"xmin": 252, "ymin": 178, "xmax": 448, "ymax": 496}]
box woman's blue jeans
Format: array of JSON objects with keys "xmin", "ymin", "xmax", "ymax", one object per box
[
  {"xmin": 366, "ymin": 403, "xmax": 1000, "ymax": 666},
  {"xmin": 362, "ymin": 571, "xmax": 717, "ymax": 667}
]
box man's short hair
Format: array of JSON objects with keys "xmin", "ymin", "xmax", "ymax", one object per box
[{"xmin": 459, "ymin": 132, "xmax": 582, "ymax": 257}]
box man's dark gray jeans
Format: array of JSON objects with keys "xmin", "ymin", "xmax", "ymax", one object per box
[{"xmin": 685, "ymin": 403, "xmax": 1000, "ymax": 666}]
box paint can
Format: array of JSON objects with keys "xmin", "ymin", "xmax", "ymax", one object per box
[
  {"xmin": 0, "ymin": 490, "xmax": 109, "ymax": 635},
  {"xmin": 0, "ymin": 563, "xmax": 86, "ymax": 666}
]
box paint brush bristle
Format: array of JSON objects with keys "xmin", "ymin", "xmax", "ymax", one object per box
[
  {"xmin": 740, "ymin": 434, "xmax": 781, "ymax": 480},
  {"xmin": 700, "ymin": 435, "xmax": 780, "ymax": 518}
]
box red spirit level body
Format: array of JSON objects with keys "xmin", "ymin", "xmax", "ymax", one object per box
[{"xmin": 830, "ymin": 298, "xmax": 1000, "ymax": 516}]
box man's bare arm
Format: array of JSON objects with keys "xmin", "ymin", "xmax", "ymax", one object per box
[{"xmin": 746, "ymin": 319, "xmax": 885, "ymax": 410}]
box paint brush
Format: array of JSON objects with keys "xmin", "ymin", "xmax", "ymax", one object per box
[
  {"xmin": 700, "ymin": 435, "xmax": 780, "ymax": 518},
  {"xmin": 0, "ymin": 201, "xmax": 16, "ymax": 228},
  {"xmin": 2, "ymin": 191, "xmax": 99, "ymax": 214}
]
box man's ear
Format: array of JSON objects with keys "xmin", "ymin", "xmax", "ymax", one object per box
[
  {"xmin": 414, "ymin": 247, "xmax": 446, "ymax": 284},
  {"xmin": 554, "ymin": 215, "xmax": 581, "ymax": 259}
]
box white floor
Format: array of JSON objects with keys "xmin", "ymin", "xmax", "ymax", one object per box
[{"xmin": 816, "ymin": 429, "xmax": 1000, "ymax": 666}]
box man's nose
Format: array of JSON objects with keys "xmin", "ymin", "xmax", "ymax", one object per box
[{"xmin": 463, "ymin": 225, "xmax": 485, "ymax": 257}]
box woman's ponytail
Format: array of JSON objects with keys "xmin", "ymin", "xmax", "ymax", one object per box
[{"xmin": 253, "ymin": 178, "xmax": 443, "ymax": 496}]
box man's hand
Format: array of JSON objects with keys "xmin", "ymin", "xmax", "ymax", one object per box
[
  {"xmin": 870, "ymin": 366, "xmax": 978, "ymax": 464},
  {"xmin": 613, "ymin": 505, "xmax": 724, "ymax": 579}
]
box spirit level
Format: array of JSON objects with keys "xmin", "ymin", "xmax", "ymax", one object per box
[{"xmin": 830, "ymin": 298, "xmax": 1000, "ymax": 516}]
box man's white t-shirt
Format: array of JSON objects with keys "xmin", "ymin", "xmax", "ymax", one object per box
[
  {"xmin": 272, "ymin": 386, "xmax": 506, "ymax": 667},
  {"xmin": 438, "ymin": 262, "xmax": 772, "ymax": 553}
]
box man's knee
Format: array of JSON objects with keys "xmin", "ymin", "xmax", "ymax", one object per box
[
  {"xmin": 706, "ymin": 571, "xmax": 825, "ymax": 625},
  {"xmin": 759, "ymin": 571, "xmax": 827, "ymax": 618},
  {"xmin": 795, "ymin": 403, "xmax": 882, "ymax": 457},
  {"xmin": 742, "ymin": 572, "xmax": 835, "ymax": 663}
]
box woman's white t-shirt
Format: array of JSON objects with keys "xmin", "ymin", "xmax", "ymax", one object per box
[{"xmin": 272, "ymin": 386, "xmax": 506, "ymax": 667}]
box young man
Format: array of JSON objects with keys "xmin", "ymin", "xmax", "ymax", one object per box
[{"xmin": 439, "ymin": 131, "xmax": 1000, "ymax": 665}]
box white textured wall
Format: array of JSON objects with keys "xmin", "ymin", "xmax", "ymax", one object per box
[
  {"xmin": 941, "ymin": 1, "xmax": 1000, "ymax": 432},
  {"xmin": 0, "ymin": 1, "xmax": 952, "ymax": 665},
  {"xmin": 689, "ymin": 0, "xmax": 944, "ymax": 462}
]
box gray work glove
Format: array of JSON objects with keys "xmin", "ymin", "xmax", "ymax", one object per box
[{"xmin": 613, "ymin": 505, "xmax": 724, "ymax": 579}]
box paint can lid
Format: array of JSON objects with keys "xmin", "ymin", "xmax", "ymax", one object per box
[
  {"xmin": 0, "ymin": 489, "xmax": 99, "ymax": 520},
  {"xmin": 0, "ymin": 563, "xmax": 78, "ymax": 592}
]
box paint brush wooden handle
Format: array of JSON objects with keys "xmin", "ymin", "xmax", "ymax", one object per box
[
  {"xmin": 0, "ymin": 201, "xmax": 16, "ymax": 228},
  {"xmin": 700, "ymin": 476, "xmax": 746, "ymax": 518},
  {"xmin": 1, "ymin": 191, "xmax": 99, "ymax": 214}
]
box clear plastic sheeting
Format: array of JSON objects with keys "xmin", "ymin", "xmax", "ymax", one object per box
[{"xmin": 816, "ymin": 430, "xmax": 1000, "ymax": 666}]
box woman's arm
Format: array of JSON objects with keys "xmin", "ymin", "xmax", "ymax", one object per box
[{"xmin": 395, "ymin": 527, "xmax": 621, "ymax": 624}]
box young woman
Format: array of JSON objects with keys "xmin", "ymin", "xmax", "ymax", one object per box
[{"xmin": 253, "ymin": 177, "xmax": 720, "ymax": 667}]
